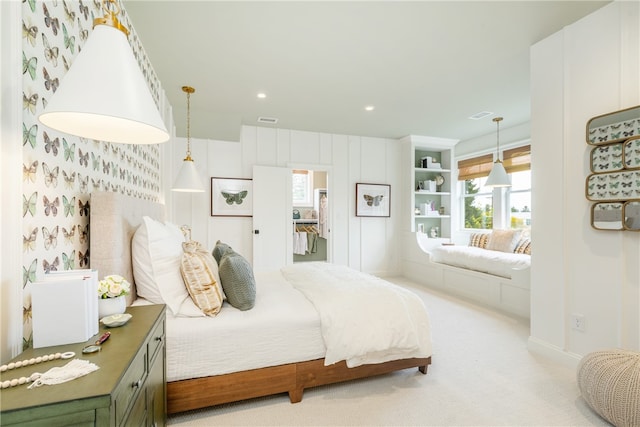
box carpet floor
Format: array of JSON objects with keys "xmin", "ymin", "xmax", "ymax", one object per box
[{"xmin": 167, "ymin": 277, "xmax": 610, "ymax": 426}]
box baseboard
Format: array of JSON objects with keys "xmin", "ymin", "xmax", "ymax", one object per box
[{"xmin": 527, "ymin": 336, "xmax": 582, "ymax": 368}]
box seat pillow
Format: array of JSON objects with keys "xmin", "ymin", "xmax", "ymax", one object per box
[
  {"xmin": 132, "ymin": 216, "xmax": 204, "ymax": 317},
  {"xmin": 181, "ymin": 241, "xmax": 224, "ymax": 316},
  {"xmin": 213, "ymin": 241, "xmax": 256, "ymax": 311},
  {"xmin": 486, "ymin": 229, "xmax": 522, "ymax": 253}
]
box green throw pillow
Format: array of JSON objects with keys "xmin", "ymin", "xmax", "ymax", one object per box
[{"xmin": 212, "ymin": 241, "xmax": 256, "ymax": 311}]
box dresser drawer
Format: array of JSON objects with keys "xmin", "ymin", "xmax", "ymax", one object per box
[
  {"xmin": 124, "ymin": 387, "xmax": 147, "ymax": 427},
  {"xmin": 148, "ymin": 318, "xmax": 165, "ymax": 366},
  {"xmin": 114, "ymin": 346, "xmax": 147, "ymax": 426}
]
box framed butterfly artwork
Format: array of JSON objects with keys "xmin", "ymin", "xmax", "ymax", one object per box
[
  {"xmin": 210, "ymin": 177, "xmax": 253, "ymax": 217},
  {"xmin": 356, "ymin": 183, "xmax": 391, "ymax": 217}
]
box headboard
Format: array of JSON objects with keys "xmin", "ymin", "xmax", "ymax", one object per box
[{"xmin": 90, "ymin": 191, "xmax": 165, "ymax": 305}]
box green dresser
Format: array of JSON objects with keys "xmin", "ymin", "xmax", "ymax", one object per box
[{"xmin": 0, "ymin": 304, "xmax": 166, "ymax": 427}]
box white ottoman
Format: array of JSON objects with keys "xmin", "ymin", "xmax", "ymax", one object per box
[{"xmin": 577, "ymin": 349, "xmax": 640, "ymax": 427}]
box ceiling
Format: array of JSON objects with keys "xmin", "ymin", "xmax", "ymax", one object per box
[{"xmin": 123, "ymin": 1, "xmax": 609, "ymax": 143}]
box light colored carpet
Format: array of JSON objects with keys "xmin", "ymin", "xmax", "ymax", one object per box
[{"xmin": 167, "ymin": 277, "xmax": 610, "ymax": 426}]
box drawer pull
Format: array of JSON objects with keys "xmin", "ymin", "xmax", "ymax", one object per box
[
  {"xmin": 132, "ymin": 379, "xmax": 142, "ymax": 389},
  {"xmin": 155, "ymin": 336, "xmax": 163, "ymax": 342}
]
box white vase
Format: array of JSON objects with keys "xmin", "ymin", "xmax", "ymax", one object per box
[{"xmin": 98, "ymin": 295, "xmax": 126, "ymax": 319}]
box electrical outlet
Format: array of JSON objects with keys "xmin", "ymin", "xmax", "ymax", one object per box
[{"xmin": 571, "ymin": 313, "xmax": 586, "ymax": 332}]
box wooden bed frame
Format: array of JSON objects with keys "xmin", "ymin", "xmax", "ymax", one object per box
[
  {"xmin": 167, "ymin": 357, "xmax": 431, "ymax": 414},
  {"xmin": 89, "ymin": 191, "xmax": 431, "ymax": 415}
]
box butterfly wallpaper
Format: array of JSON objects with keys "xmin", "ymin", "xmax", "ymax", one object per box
[{"xmin": 21, "ymin": 0, "xmax": 166, "ymax": 349}]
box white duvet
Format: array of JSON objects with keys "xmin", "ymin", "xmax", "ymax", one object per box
[{"xmin": 281, "ymin": 263, "xmax": 432, "ymax": 367}]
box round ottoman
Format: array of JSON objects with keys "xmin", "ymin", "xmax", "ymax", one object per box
[{"xmin": 577, "ymin": 349, "xmax": 640, "ymax": 427}]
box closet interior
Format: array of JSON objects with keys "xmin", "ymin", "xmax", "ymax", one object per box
[{"xmin": 293, "ymin": 170, "xmax": 328, "ymax": 263}]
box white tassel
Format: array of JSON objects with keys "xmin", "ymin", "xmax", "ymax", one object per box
[{"xmin": 28, "ymin": 359, "xmax": 99, "ymax": 389}]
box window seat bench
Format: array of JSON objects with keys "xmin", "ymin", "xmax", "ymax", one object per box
[{"xmin": 402, "ymin": 232, "xmax": 531, "ymax": 319}]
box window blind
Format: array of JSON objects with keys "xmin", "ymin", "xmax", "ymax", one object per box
[
  {"xmin": 503, "ymin": 145, "xmax": 531, "ymax": 174},
  {"xmin": 457, "ymin": 154, "xmax": 493, "ymax": 180}
]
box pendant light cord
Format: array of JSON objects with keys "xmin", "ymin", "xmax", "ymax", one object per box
[
  {"xmin": 182, "ymin": 86, "xmax": 195, "ymax": 161},
  {"xmin": 493, "ymin": 117, "xmax": 503, "ymax": 162}
]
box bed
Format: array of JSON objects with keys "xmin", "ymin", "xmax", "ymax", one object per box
[{"xmin": 90, "ymin": 191, "xmax": 432, "ymax": 414}]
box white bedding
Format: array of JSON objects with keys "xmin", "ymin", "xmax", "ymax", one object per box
[
  {"xmin": 281, "ymin": 263, "xmax": 432, "ymax": 367},
  {"xmin": 135, "ymin": 270, "xmax": 326, "ymax": 382},
  {"xmin": 430, "ymin": 245, "xmax": 530, "ymax": 279}
]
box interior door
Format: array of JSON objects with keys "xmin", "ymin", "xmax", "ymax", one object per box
[{"xmin": 252, "ymin": 165, "xmax": 292, "ymax": 273}]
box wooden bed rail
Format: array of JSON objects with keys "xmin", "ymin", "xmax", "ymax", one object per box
[{"xmin": 167, "ymin": 356, "xmax": 431, "ymax": 414}]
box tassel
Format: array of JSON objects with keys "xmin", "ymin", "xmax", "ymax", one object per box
[{"xmin": 28, "ymin": 359, "xmax": 99, "ymax": 389}]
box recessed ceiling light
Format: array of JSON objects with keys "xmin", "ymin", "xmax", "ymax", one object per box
[
  {"xmin": 468, "ymin": 111, "xmax": 493, "ymax": 120},
  {"xmin": 365, "ymin": 105, "xmax": 375, "ymax": 111},
  {"xmin": 257, "ymin": 92, "xmax": 267, "ymax": 99}
]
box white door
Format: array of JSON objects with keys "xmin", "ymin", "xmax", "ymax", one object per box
[{"xmin": 252, "ymin": 165, "xmax": 293, "ymax": 273}]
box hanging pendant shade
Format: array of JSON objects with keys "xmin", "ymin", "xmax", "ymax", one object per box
[
  {"xmin": 485, "ymin": 116, "xmax": 511, "ymax": 187},
  {"xmin": 38, "ymin": 3, "xmax": 169, "ymax": 145},
  {"xmin": 172, "ymin": 86, "xmax": 204, "ymax": 192}
]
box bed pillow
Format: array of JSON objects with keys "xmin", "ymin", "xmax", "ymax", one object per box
[
  {"xmin": 132, "ymin": 216, "xmax": 204, "ymax": 317},
  {"xmin": 180, "ymin": 241, "xmax": 224, "ymax": 316},
  {"xmin": 213, "ymin": 240, "xmax": 256, "ymax": 311},
  {"xmin": 486, "ymin": 229, "xmax": 522, "ymax": 253}
]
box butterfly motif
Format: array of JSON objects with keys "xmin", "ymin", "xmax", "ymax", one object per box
[
  {"xmin": 62, "ymin": 0, "xmax": 76, "ymax": 25},
  {"xmin": 102, "ymin": 159, "xmax": 111, "ymax": 174},
  {"xmin": 78, "ymin": 174, "xmax": 89, "ymax": 193},
  {"xmin": 598, "ymin": 136, "xmax": 609, "ymax": 142},
  {"xmin": 622, "ymin": 190, "xmax": 633, "ymax": 197},
  {"xmin": 42, "ymin": 163, "xmax": 59, "ymax": 188},
  {"xmin": 22, "ymin": 123, "xmax": 37, "ymax": 148},
  {"xmin": 611, "ymin": 124, "xmax": 622, "ymax": 130},
  {"xmin": 624, "ymin": 120, "xmax": 636, "ymax": 128},
  {"xmin": 22, "ymin": 92, "xmax": 38, "ymax": 115},
  {"xmin": 78, "ymin": 149, "xmax": 89, "ymax": 167},
  {"xmin": 62, "ymin": 55, "xmax": 71, "ymax": 71},
  {"xmin": 221, "ymin": 190, "xmax": 248, "ymax": 205},
  {"xmin": 78, "ymin": 0, "xmax": 89, "ymax": 20},
  {"xmin": 22, "ymin": 20, "xmax": 38, "ymax": 46},
  {"xmin": 91, "ymin": 178, "xmax": 102, "ymax": 190},
  {"xmin": 22, "ymin": 52, "xmax": 37, "ymax": 80},
  {"xmin": 62, "ymin": 225, "xmax": 76, "ymax": 243},
  {"xmin": 111, "ymin": 161, "xmax": 118, "ymax": 177},
  {"xmin": 42, "ymin": 225, "xmax": 59, "ymax": 250},
  {"xmin": 62, "ymin": 138, "xmax": 75, "ymax": 162},
  {"xmin": 43, "ymin": 67, "xmax": 59, "ymax": 93},
  {"xmin": 364, "ymin": 194, "xmax": 384, "ymax": 206},
  {"xmin": 62, "ymin": 23, "xmax": 75, "ymax": 54},
  {"xmin": 598, "ymin": 164, "xmax": 609, "ymax": 170},
  {"xmin": 43, "ymin": 4, "xmax": 59, "ymax": 36},
  {"xmin": 599, "ymin": 126, "xmax": 609, "ymax": 134},
  {"xmin": 78, "ymin": 199, "xmax": 90, "ymax": 216},
  {"xmin": 42, "ymin": 33, "xmax": 59, "ymax": 67},
  {"xmin": 609, "ymin": 190, "xmax": 620, "ymax": 196},
  {"xmin": 78, "ymin": 249, "xmax": 89, "ymax": 268},
  {"xmin": 624, "ymin": 130, "xmax": 635, "ymax": 137},
  {"xmin": 43, "ymin": 132, "xmax": 60, "ymax": 156},
  {"xmin": 24, "ymin": 0, "xmax": 36, "ymax": 12},
  {"xmin": 23, "ymin": 259, "xmax": 37, "ymax": 287},
  {"xmin": 23, "ymin": 191, "xmax": 37, "ymax": 217},
  {"xmin": 62, "ymin": 251, "xmax": 75, "ymax": 270},
  {"xmin": 79, "ymin": 224, "xmax": 89, "ymax": 244},
  {"xmin": 43, "ymin": 195, "xmax": 60, "ymax": 216},
  {"xmin": 77, "ymin": 18, "xmax": 88, "ymax": 42},
  {"xmin": 622, "ymin": 181, "xmax": 633, "ymax": 188},
  {"xmin": 62, "ymin": 170, "xmax": 76, "ymax": 189},
  {"xmin": 23, "ymin": 160, "xmax": 38, "ymax": 183},
  {"xmin": 23, "ymin": 227, "xmax": 37, "ymax": 253},
  {"xmin": 63, "ymin": 195, "xmax": 75, "ymax": 217},
  {"xmin": 597, "ymin": 183, "xmax": 607, "ymax": 189},
  {"xmin": 611, "ymin": 132, "xmax": 621, "ymax": 140},
  {"xmin": 42, "ymin": 97, "xmax": 48, "ymax": 110},
  {"xmin": 42, "ymin": 256, "xmax": 60, "ymax": 273}
]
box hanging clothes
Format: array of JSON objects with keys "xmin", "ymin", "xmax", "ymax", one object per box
[
  {"xmin": 318, "ymin": 194, "xmax": 329, "ymax": 239},
  {"xmin": 293, "ymin": 231, "xmax": 308, "ymax": 255}
]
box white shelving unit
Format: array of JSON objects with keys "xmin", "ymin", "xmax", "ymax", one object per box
[{"xmin": 401, "ymin": 135, "xmax": 459, "ymax": 240}]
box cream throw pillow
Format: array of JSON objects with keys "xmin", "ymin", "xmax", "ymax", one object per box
[
  {"xmin": 486, "ymin": 229, "xmax": 522, "ymax": 253},
  {"xmin": 180, "ymin": 241, "xmax": 224, "ymax": 316},
  {"xmin": 132, "ymin": 216, "xmax": 204, "ymax": 317}
]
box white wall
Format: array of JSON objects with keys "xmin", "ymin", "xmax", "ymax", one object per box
[
  {"xmin": 529, "ymin": 0, "xmax": 640, "ymax": 364},
  {"xmin": 166, "ymin": 125, "xmax": 403, "ymax": 277}
]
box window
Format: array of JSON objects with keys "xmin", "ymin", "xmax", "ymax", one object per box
[
  {"xmin": 292, "ymin": 169, "xmax": 313, "ymax": 206},
  {"xmin": 458, "ymin": 145, "xmax": 531, "ymax": 231}
]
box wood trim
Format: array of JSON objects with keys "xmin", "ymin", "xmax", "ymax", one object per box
[{"xmin": 167, "ymin": 356, "xmax": 432, "ymax": 414}]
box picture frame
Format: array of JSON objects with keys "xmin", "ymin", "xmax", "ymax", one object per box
[
  {"xmin": 356, "ymin": 183, "xmax": 390, "ymax": 217},
  {"xmin": 210, "ymin": 177, "xmax": 253, "ymax": 217}
]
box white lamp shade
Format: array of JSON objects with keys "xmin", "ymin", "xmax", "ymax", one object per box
[
  {"xmin": 38, "ymin": 25, "xmax": 169, "ymax": 145},
  {"xmin": 485, "ymin": 160, "xmax": 511, "ymax": 187},
  {"xmin": 172, "ymin": 159, "xmax": 205, "ymax": 192}
]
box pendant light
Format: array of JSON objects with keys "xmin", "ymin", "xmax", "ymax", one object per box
[
  {"xmin": 172, "ymin": 86, "xmax": 204, "ymax": 192},
  {"xmin": 485, "ymin": 116, "xmax": 511, "ymax": 187},
  {"xmin": 38, "ymin": 0, "xmax": 169, "ymax": 145}
]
